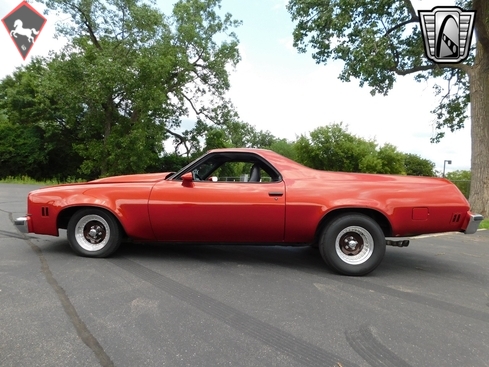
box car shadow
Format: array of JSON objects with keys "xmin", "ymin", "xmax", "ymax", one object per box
[
  {"xmin": 116, "ymin": 239, "xmax": 489, "ymax": 281},
  {"xmin": 116, "ymin": 241, "xmax": 332, "ymax": 272},
  {"xmin": 34, "ymin": 236, "xmax": 488, "ymax": 282}
]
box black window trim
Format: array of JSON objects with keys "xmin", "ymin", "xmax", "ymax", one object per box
[{"xmin": 168, "ymin": 152, "xmax": 283, "ymax": 183}]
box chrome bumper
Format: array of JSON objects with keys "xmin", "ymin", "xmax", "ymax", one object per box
[
  {"xmin": 464, "ymin": 214, "xmax": 484, "ymax": 234},
  {"xmin": 14, "ymin": 216, "xmax": 29, "ymax": 233}
]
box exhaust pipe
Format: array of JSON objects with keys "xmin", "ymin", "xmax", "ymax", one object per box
[{"xmin": 386, "ymin": 239, "xmax": 410, "ymax": 247}]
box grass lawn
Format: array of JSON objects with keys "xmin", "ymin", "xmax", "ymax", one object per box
[{"xmin": 480, "ymin": 219, "xmax": 489, "ymax": 230}]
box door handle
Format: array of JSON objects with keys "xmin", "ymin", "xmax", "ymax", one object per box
[{"xmin": 268, "ymin": 192, "xmax": 283, "ymax": 197}]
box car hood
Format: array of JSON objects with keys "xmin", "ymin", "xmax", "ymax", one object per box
[{"xmin": 89, "ymin": 172, "xmax": 174, "ymax": 184}]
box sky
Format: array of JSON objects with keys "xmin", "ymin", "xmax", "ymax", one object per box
[{"xmin": 0, "ymin": 0, "xmax": 471, "ymax": 175}]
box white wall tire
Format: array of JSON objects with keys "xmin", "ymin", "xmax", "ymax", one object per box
[
  {"xmin": 319, "ymin": 214, "xmax": 386, "ymax": 276},
  {"xmin": 67, "ymin": 208, "xmax": 122, "ymax": 257}
]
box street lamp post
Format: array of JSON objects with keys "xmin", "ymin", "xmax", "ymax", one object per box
[{"xmin": 443, "ymin": 160, "xmax": 452, "ymax": 177}]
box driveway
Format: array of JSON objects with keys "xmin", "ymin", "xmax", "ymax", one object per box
[{"xmin": 1, "ymin": 183, "xmax": 488, "ymax": 367}]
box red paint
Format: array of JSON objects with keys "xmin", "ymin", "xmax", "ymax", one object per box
[{"xmin": 21, "ymin": 148, "xmax": 475, "ymax": 243}]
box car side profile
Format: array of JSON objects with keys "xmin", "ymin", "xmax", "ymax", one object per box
[{"xmin": 15, "ymin": 148, "xmax": 483, "ymax": 276}]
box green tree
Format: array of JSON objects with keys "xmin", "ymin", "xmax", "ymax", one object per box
[
  {"xmin": 376, "ymin": 143, "xmax": 405, "ymax": 174},
  {"xmin": 0, "ymin": 110, "xmax": 7, "ymax": 124},
  {"xmin": 218, "ymin": 121, "xmax": 276, "ymax": 149},
  {"xmin": 248, "ymin": 129, "xmax": 277, "ymax": 149},
  {"xmin": 0, "ymin": 120, "xmax": 46, "ymax": 179},
  {"xmin": 269, "ymin": 139, "xmax": 297, "ymax": 160},
  {"xmin": 203, "ymin": 127, "xmax": 233, "ymax": 150},
  {"xmin": 403, "ymin": 153, "xmax": 436, "ymax": 176},
  {"xmin": 38, "ymin": 0, "xmax": 241, "ymax": 177},
  {"xmin": 446, "ymin": 170, "xmax": 472, "ymax": 181},
  {"xmin": 446, "ymin": 170, "xmax": 471, "ymax": 198},
  {"xmin": 197, "ymin": 121, "xmax": 278, "ymax": 154},
  {"xmin": 0, "ymin": 60, "xmax": 83, "ymax": 180},
  {"xmin": 159, "ymin": 153, "xmax": 190, "ymax": 172},
  {"xmin": 287, "ymin": 0, "xmax": 489, "ymax": 216},
  {"xmin": 295, "ymin": 123, "xmax": 381, "ymax": 172},
  {"xmin": 221, "ymin": 121, "xmax": 256, "ymax": 148}
]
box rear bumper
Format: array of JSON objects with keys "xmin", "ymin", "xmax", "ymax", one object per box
[
  {"xmin": 464, "ymin": 213, "xmax": 484, "ymax": 234},
  {"xmin": 14, "ymin": 216, "xmax": 29, "ymax": 234}
]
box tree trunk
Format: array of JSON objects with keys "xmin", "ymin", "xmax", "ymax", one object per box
[{"xmin": 468, "ymin": 41, "xmax": 489, "ymax": 217}]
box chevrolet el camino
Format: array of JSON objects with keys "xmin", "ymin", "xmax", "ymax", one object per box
[{"xmin": 15, "ymin": 148, "xmax": 483, "ymax": 276}]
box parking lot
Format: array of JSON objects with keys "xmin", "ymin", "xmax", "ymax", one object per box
[{"xmin": 1, "ymin": 183, "xmax": 488, "ymax": 367}]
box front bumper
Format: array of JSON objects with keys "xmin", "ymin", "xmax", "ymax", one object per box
[
  {"xmin": 14, "ymin": 216, "xmax": 29, "ymax": 234},
  {"xmin": 464, "ymin": 213, "xmax": 484, "ymax": 234}
]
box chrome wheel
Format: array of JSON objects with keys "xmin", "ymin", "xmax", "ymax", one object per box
[
  {"xmin": 68, "ymin": 208, "xmax": 122, "ymax": 257},
  {"xmin": 335, "ymin": 226, "xmax": 374, "ymax": 265},
  {"xmin": 75, "ymin": 214, "xmax": 111, "ymax": 252},
  {"xmin": 319, "ymin": 214, "xmax": 386, "ymax": 276}
]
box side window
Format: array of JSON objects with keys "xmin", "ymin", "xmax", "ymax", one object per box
[
  {"xmin": 212, "ymin": 162, "xmax": 251, "ymax": 182},
  {"xmin": 259, "ymin": 168, "xmax": 272, "ymax": 182},
  {"xmin": 191, "ymin": 161, "xmax": 217, "ymax": 180},
  {"xmin": 211, "ymin": 162, "xmax": 276, "ymax": 182},
  {"xmin": 176, "ymin": 153, "xmax": 281, "ymax": 182}
]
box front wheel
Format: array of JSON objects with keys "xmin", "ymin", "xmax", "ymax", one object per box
[
  {"xmin": 67, "ymin": 208, "xmax": 122, "ymax": 257},
  {"xmin": 319, "ymin": 214, "xmax": 386, "ymax": 276}
]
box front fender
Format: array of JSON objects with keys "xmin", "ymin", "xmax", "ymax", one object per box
[{"xmin": 27, "ymin": 184, "xmax": 156, "ymax": 241}]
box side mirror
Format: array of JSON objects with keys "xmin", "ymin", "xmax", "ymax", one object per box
[{"xmin": 181, "ymin": 172, "xmax": 194, "ymax": 186}]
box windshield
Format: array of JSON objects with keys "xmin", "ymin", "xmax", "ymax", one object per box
[{"xmin": 165, "ymin": 152, "xmax": 209, "ymax": 180}]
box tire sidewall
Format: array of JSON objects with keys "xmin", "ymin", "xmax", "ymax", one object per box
[
  {"xmin": 320, "ymin": 214, "xmax": 386, "ymax": 276},
  {"xmin": 67, "ymin": 208, "xmax": 121, "ymax": 257}
]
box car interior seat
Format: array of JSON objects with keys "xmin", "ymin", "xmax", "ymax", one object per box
[{"xmin": 249, "ymin": 163, "xmax": 261, "ymax": 182}]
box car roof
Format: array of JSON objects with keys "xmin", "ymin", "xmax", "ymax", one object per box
[
  {"xmin": 207, "ymin": 148, "xmax": 273, "ymax": 153},
  {"xmin": 206, "ymin": 148, "xmax": 280, "ymax": 159}
]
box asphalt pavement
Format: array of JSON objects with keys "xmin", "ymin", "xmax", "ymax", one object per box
[{"xmin": 1, "ymin": 183, "xmax": 488, "ymax": 367}]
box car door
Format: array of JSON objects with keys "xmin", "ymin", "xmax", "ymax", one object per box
[{"xmin": 148, "ymin": 179, "xmax": 286, "ymax": 243}]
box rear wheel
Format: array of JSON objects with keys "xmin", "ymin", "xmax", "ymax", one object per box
[
  {"xmin": 319, "ymin": 214, "xmax": 386, "ymax": 276},
  {"xmin": 67, "ymin": 208, "xmax": 122, "ymax": 257}
]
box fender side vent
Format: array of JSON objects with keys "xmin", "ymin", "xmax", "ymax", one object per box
[
  {"xmin": 41, "ymin": 207, "xmax": 49, "ymax": 217},
  {"xmin": 451, "ymin": 213, "xmax": 461, "ymax": 223}
]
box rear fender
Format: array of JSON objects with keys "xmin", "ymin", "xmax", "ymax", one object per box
[{"xmin": 314, "ymin": 207, "xmax": 393, "ymax": 244}]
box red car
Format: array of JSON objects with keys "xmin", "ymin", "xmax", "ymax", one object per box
[{"xmin": 15, "ymin": 148, "xmax": 483, "ymax": 276}]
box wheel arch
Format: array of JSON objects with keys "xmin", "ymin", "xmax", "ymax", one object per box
[
  {"xmin": 314, "ymin": 207, "xmax": 392, "ymax": 244},
  {"xmin": 57, "ymin": 205, "xmax": 127, "ymax": 237}
]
